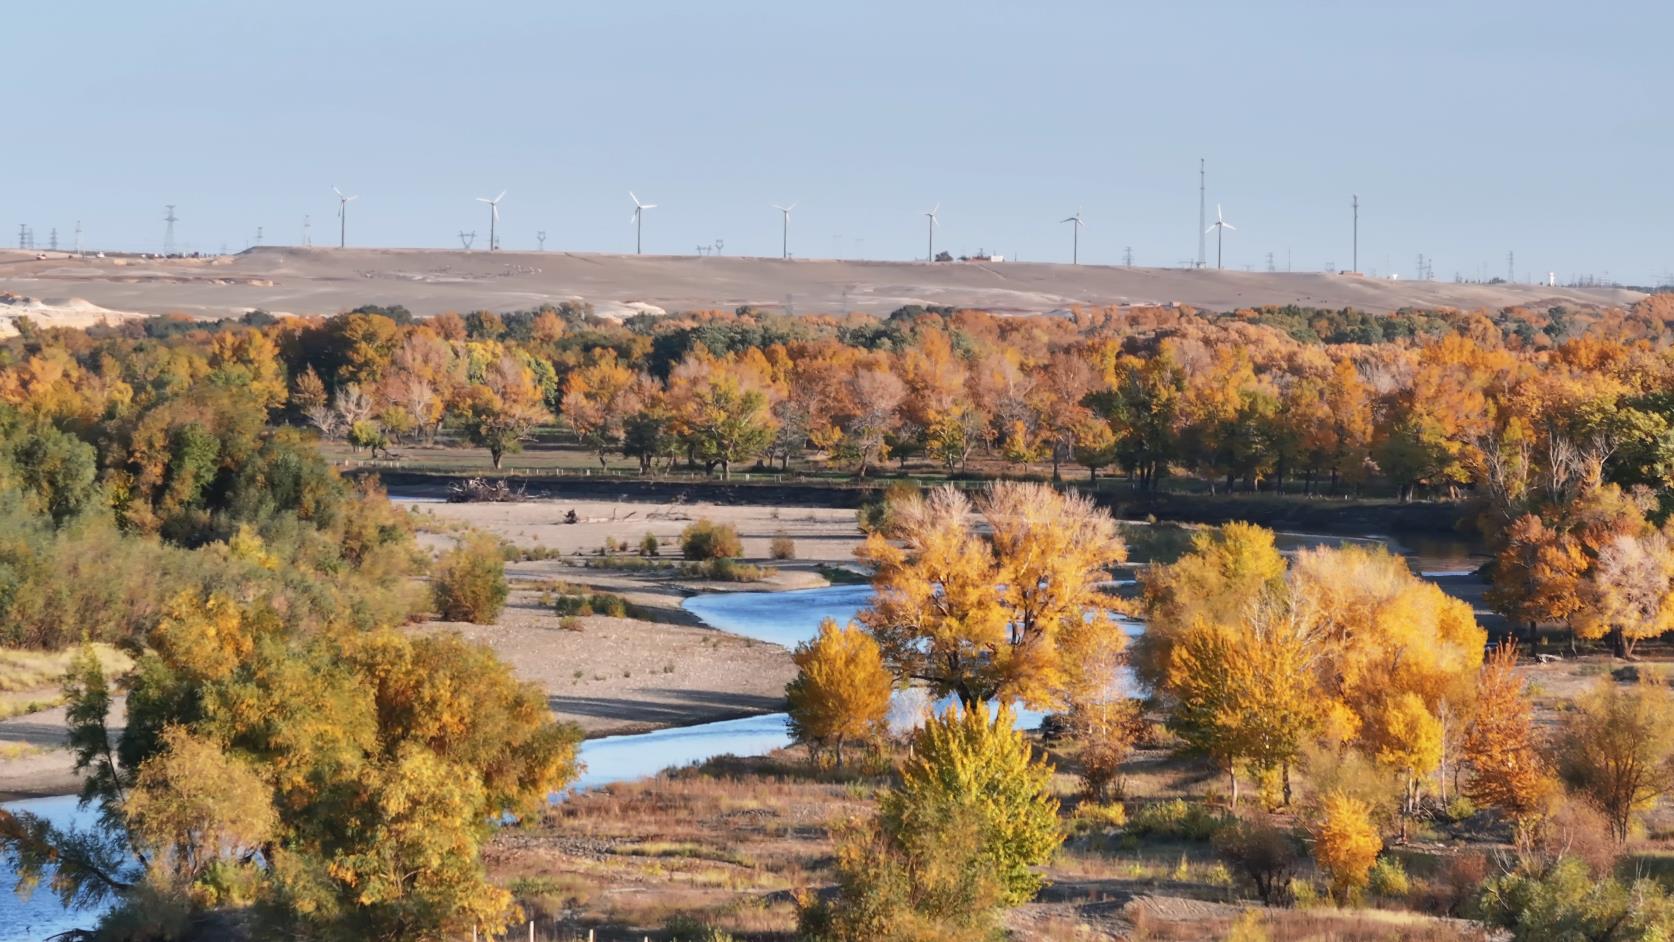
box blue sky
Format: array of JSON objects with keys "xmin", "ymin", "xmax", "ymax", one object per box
[{"xmin": 7, "ymin": 1, "xmax": 1669, "ymax": 284}]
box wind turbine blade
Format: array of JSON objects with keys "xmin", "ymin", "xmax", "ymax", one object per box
[
  {"xmin": 478, "ymin": 198, "xmax": 492, "ymax": 204},
  {"xmin": 630, "ymin": 191, "xmax": 642, "ymax": 208},
  {"xmin": 495, "ymin": 190, "xmax": 506, "ymax": 203},
  {"xmin": 1206, "ymin": 225, "xmax": 1217, "ymax": 235},
  {"xmin": 492, "ymin": 205, "xmax": 501, "ymax": 222},
  {"xmin": 333, "ymin": 185, "xmax": 344, "ymax": 198},
  {"xmin": 1217, "ymin": 204, "xmax": 1225, "ymax": 221},
  {"xmin": 642, "ymin": 203, "xmax": 657, "ymax": 210},
  {"xmin": 1222, "ymin": 222, "xmax": 1236, "ymax": 231},
  {"xmin": 346, "ymin": 195, "xmax": 358, "ymax": 202},
  {"xmin": 786, "ymin": 202, "xmax": 797, "ymax": 211}
]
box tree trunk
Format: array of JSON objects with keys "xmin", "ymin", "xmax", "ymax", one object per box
[{"xmin": 491, "ymin": 448, "xmax": 505, "ymax": 470}]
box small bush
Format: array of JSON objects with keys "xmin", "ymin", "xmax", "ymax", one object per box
[
  {"xmin": 558, "ymin": 616, "xmax": 582, "ymax": 632},
  {"xmin": 1070, "ymin": 801, "xmax": 1128, "ymax": 835},
  {"xmin": 1444, "ymin": 795, "xmax": 1478, "ymax": 823},
  {"xmin": 769, "ymin": 531, "xmax": 796, "ymax": 560},
  {"xmin": 681, "ymin": 519, "xmax": 743, "ymax": 560},
  {"xmin": 664, "ymin": 916, "xmax": 737, "ymax": 942},
  {"xmin": 1224, "ymin": 909, "xmax": 1270, "ymax": 942},
  {"xmin": 553, "ymin": 590, "xmax": 629, "ymax": 618},
  {"xmin": 639, "ymin": 532, "xmax": 660, "ymax": 557},
  {"xmin": 431, "ymin": 533, "xmax": 508, "ymax": 623},
  {"xmin": 1127, "ymin": 799, "xmax": 1231, "ymax": 842},
  {"xmin": 1367, "ymin": 856, "xmax": 1411, "ymax": 899},
  {"xmin": 1214, "ymin": 816, "xmax": 1302, "ymax": 906}
]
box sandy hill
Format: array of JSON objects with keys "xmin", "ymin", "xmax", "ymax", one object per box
[
  {"xmin": 0, "ymin": 247, "xmax": 1644, "ymax": 321},
  {"xmin": 0, "ymin": 291, "xmax": 148, "ymax": 337}
]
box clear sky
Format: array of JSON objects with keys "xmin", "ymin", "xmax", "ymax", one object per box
[{"xmin": 7, "ymin": 1, "xmax": 1669, "ymax": 284}]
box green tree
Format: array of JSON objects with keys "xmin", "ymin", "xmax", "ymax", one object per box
[{"xmin": 882, "ymin": 703, "xmax": 1061, "ymax": 906}]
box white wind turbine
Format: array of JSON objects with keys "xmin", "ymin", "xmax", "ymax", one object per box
[
  {"xmin": 772, "ymin": 202, "xmax": 797, "ymax": 259},
  {"xmin": 1060, "ymin": 209, "xmax": 1086, "ymax": 265},
  {"xmin": 922, "ymin": 204, "xmax": 940, "ymax": 261},
  {"xmin": 1206, "ymin": 204, "xmax": 1236, "ymax": 270},
  {"xmin": 630, "ymin": 192, "xmax": 657, "ymax": 255},
  {"xmin": 477, "ymin": 191, "xmax": 506, "ymax": 251},
  {"xmin": 332, "ymin": 186, "xmax": 358, "ymax": 248}
]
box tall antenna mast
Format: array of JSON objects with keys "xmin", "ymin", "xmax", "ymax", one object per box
[
  {"xmin": 73, "ymin": 221, "xmax": 81, "ymax": 256},
  {"xmin": 1124, "ymin": 246, "xmax": 1134, "ymax": 267},
  {"xmin": 163, "ymin": 204, "xmax": 178, "ymax": 255},
  {"xmin": 1507, "ymin": 250, "xmax": 1515, "ymax": 283},
  {"xmin": 536, "ymin": 230, "xmax": 547, "ymax": 251},
  {"xmin": 303, "ymin": 214, "xmax": 312, "ymax": 247},
  {"xmin": 1352, "ymin": 195, "xmax": 1359, "ymax": 273},
  {"xmin": 1197, "ymin": 158, "xmax": 1206, "ymax": 269}
]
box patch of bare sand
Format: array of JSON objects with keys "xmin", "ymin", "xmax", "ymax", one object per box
[
  {"xmin": 398, "ymin": 495, "xmax": 867, "ymax": 565},
  {"xmin": 413, "ymin": 588, "xmax": 795, "ymax": 737},
  {"xmin": 0, "ymin": 698, "xmax": 127, "ymax": 801}
]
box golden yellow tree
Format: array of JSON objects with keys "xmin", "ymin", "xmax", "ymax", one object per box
[
  {"xmin": 857, "ymin": 483, "xmax": 1127, "ymax": 709},
  {"xmin": 785, "ymin": 619, "xmax": 894, "ymax": 765},
  {"xmin": 1312, "ymin": 791, "xmax": 1382, "ymax": 899},
  {"xmin": 1136, "ymin": 522, "xmax": 1286, "ymax": 691},
  {"xmin": 1163, "ymin": 590, "xmax": 1323, "ymax": 806}
]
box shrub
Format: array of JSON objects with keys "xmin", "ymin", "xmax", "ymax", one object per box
[
  {"xmin": 1213, "ymin": 816, "xmax": 1302, "ymax": 905},
  {"xmin": 800, "ymin": 807, "xmax": 1004, "ymax": 942},
  {"xmin": 1444, "ymin": 795, "xmax": 1478, "ymax": 823},
  {"xmin": 1367, "ymin": 856, "xmax": 1411, "ymax": 899},
  {"xmin": 1127, "ymin": 799, "xmax": 1231, "ymax": 842},
  {"xmin": 1224, "ymin": 910, "xmax": 1270, "ymax": 942},
  {"xmin": 431, "ymin": 533, "xmax": 508, "ymax": 623},
  {"xmin": 639, "ymin": 532, "xmax": 660, "ymax": 557},
  {"xmin": 882, "ymin": 702, "xmax": 1061, "ymax": 906},
  {"xmin": 552, "ymin": 590, "xmax": 628, "ymax": 618},
  {"xmin": 664, "ymin": 916, "xmax": 736, "ymax": 942},
  {"xmin": 1475, "ymin": 856, "xmax": 1674, "ymax": 940},
  {"xmin": 1071, "ymin": 802, "xmax": 1128, "ymax": 832},
  {"xmin": 769, "ymin": 531, "xmax": 796, "ymax": 560},
  {"xmin": 1312, "ymin": 791, "xmax": 1382, "ymax": 900},
  {"xmin": 1069, "ymin": 699, "xmax": 1141, "ymax": 802},
  {"xmin": 1412, "ymin": 851, "xmax": 1487, "ymax": 917},
  {"xmin": 786, "ymin": 619, "xmax": 892, "ymax": 766},
  {"xmin": 681, "ymin": 519, "xmax": 742, "ymax": 560}
]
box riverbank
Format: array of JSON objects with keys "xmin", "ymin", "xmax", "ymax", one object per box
[{"xmin": 368, "ymin": 468, "xmax": 1476, "ymax": 541}]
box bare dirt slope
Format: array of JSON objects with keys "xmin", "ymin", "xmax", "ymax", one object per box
[{"xmin": 0, "ymin": 247, "xmax": 1642, "ymax": 320}]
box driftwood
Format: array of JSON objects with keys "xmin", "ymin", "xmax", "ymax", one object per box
[{"xmin": 446, "ymin": 477, "xmax": 524, "ymax": 503}]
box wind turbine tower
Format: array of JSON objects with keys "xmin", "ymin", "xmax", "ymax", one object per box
[
  {"xmin": 1205, "ymin": 205, "xmax": 1236, "ymax": 270},
  {"xmin": 477, "ymin": 191, "xmax": 506, "ymax": 250},
  {"xmin": 773, "ymin": 202, "xmax": 797, "ymax": 259},
  {"xmin": 922, "ymin": 204, "xmax": 940, "ymax": 261},
  {"xmin": 1196, "ymin": 159, "xmax": 1206, "ymax": 269},
  {"xmin": 629, "ymin": 192, "xmax": 657, "ymax": 255},
  {"xmin": 1352, "ymin": 194, "xmax": 1359, "ymax": 273},
  {"xmin": 1060, "ymin": 209, "xmax": 1086, "ymax": 265},
  {"xmin": 332, "ymin": 187, "xmax": 357, "ymax": 248},
  {"xmin": 163, "ymin": 205, "xmax": 178, "ymax": 255}
]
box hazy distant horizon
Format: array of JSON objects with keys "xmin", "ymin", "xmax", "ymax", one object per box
[{"xmin": 7, "ymin": 1, "xmax": 1669, "ymax": 284}]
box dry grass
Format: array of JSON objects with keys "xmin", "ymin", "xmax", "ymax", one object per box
[
  {"xmin": 0, "ymin": 644, "xmax": 131, "ymax": 694},
  {"xmin": 488, "ymin": 749, "xmax": 878, "ymax": 939},
  {"xmin": 0, "ymin": 741, "xmax": 46, "ymax": 761}
]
